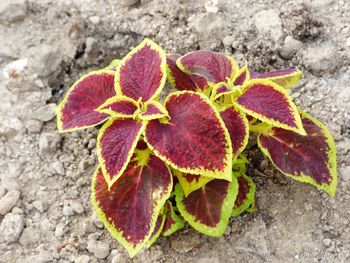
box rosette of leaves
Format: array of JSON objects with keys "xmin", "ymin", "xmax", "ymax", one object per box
[
  {"xmin": 168, "ymin": 50, "xmax": 337, "ymax": 196},
  {"xmin": 56, "ymin": 39, "xmax": 337, "ymax": 257}
]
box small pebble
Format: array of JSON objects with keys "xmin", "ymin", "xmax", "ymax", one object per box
[
  {"xmin": 87, "ymin": 239, "xmax": 110, "ymax": 259},
  {"xmin": 323, "ymin": 238, "xmax": 332, "ymax": 247},
  {"xmin": 55, "ymin": 222, "xmax": 68, "ymax": 237},
  {"xmin": 25, "ymin": 119, "xmax": 42, "ymax": 133},
  {"xmin": 340, "ymin": 166, "xmax": 350, "ymax": 181},
  {"xmin": 19, "ymin": 226, "xmax": 41, "ymax": 245},
  {"xmin": 52, "ymin": 160, "xmax": 65, "ymax": 176},
  {"xmin": 0, "ymin": 213, "xmax": 24, "ymax": 243},
  {"xmin": 0, "ymin": 190, "xmax": 20, "ymax": 215},
  {"xmin": 74, "ymin": 255, "xmax": 90, "ymax": 263}
]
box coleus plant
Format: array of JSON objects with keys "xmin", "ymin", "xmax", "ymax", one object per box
[{"xmin": 56, "ymin": 39, "xmax": 337, "ymax": 257}]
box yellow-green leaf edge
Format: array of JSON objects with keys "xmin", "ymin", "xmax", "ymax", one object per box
[
  {"xmin": 231, "ymin": 62, "xmax": 250, "ymax": 86},
  {"xmin": 269, "ymin": 68, "xmax": 303, "ymax": 89},
  {"xmin": 233, "ymin": 79, "xmax": 306, "ymax": 135},
  {"xmin": 165, "ymin": 55, "xmax": 186, "ymax": 91},
  {"xmin": 96, "ymin": 95, "xmax": 139, "ymax": 118},
  {"xmin": 175, "ymin": 176, "xmax": 238, "ymax": 237},
  {"xmin": 144, "ymin": 90, "xmax": 233, "ymax": 182},
  {"xmin": 219, "ymin": 105, "xmax": 250, "ymax": 158},
  {"xmin": 211, "ymin": 82, "xmax": 234, "ymax": 101},
  {"xmin": 257, "ymin": 110, "xmax": 337, "ymax": 197},
  {"xmin": 104, "ymin": 59, "xmax": 122, "ymax": 71},
  {"xmin": 176, "ymin": 52, "xmax": 239, "ymax": 83},
  {"xmin": 173, "ymin": 169, "xmax": 213, "ymax": 197},
  {"xmin": 91, "ymin": 165, "xmax": 173, "ymax": 257},
  {"xmin": 163, "ymin": 201, "xmax": 185, "ymax": 237},
  {"xmin": 145, "ymin": 212, "xmax": 166, "ymax": 248},
  {"xmin": 139, "ymin": 100, "xmax": 169, "ymax": 121},
  {"xmin": 97, "ymin": 119, "xmax": 146, "ymax": 189},
  {"xmin": 56, "ymin": 69, "xmax": 115, "ymax": 133},
  {"xmin": 114, "ymin": 38, "xmax": 167, "ymax": 102},
  {"xmin": 232, "ymin": 173, "xmax": 256, "ymax": 217}
]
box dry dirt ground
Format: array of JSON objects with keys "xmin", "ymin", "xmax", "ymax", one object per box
[{"xmin": 0, "ymin": 0, "xmax": 350, "ymax": 262}]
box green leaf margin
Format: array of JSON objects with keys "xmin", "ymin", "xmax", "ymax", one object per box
[{"xmin": 174, "ymin": 175, "xmax": 238, "ymax": 237}]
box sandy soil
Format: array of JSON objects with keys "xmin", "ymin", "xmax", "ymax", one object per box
[{"xmin": 0, "ymin": 0, "xmax": 349, "ymax": 262}]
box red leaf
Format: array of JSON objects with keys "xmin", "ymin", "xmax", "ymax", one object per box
[
  {"xmin": 174, "ymin": 170, "xmax": 213, "ymax": 197},
  {"xmin": 177, "ymin": 50, "xmax": 238, "ymax": 83},
  {"xmin": 232, "ymin": 63, "xmax": 249, "ymax": 86},
  {"xmin": 91, "ymin": 155, "xmax": 172, "ymax": 257},
  {"xmin": 175, "ymin": 177, "xmax": 238, "ymax": 236},
  {"xmin": 115, "ymin": 39, "xmax": 166, "ymax": 102},
  {"xmin": 162, "ymin": 201, "xmax": 185, "ymax": 236},
  {"xmin": 220, "ymin": 107, "xmax": 249, "ymax": 157},
  {"xmin": 232, "ymin": 174, "xmax": 255, "ymax": 216},
  {"xmin": 191, "ymin": 74, "xmax": 209, "ymax": 90},
  {"xmin": 97, "ymin": 96, "xmax": 138, "ymax": 118},
  {"xmin": 56, "ymin": 70, "xmax": 115, "ymax": 132},
  {"xmin": 211, "ymin": 82, "xmax": 234, "ymax": 101},
  {"xmin": 146, "ymin": 213, "xmax": 166, "ymax": 248},
  {"xmin": 167, "ymin": 54, "xmax": 199, "ymax": 91},
  {"xmin": 144, "ymin": 91, "xmax": 232, "ymax": 181},
  {"xmin": 97, "ymin": 119, "xmax": 144, "ymax": 188},
  {"xmin": 234, "ymin": 80, "xmax": 305, "ymax": 135},
  {"xmin": 250, "ymin": 68, "xmax": 302, "ymax": 89},
  {"xmin": 139, "ymin": 101, "xmax": 168, "ymax": 121},
  {"xmin": 258, "ymin": 111, "xmax": 337, "ymax": 196}
]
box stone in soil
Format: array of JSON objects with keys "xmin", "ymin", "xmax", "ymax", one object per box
[
  {"xmin": 39, "ymin": 132, "xmax": 61, "ymax": 155},
  {"xmin": 0, "ymin": 0, "xmax": 27, "ymax": 25},
  {"xmin": 233, "ymin": 216, "xmax": 270, "ymax": 258},
  {"xmin": 51, "ymin": 160, "xmax": 65, "ymax": 176},
  {"xmin": 2, "ymin": 58, "xmax": 28, "ymax": 79},
  {"xmin": 0, "ymin": 116, "xmax": 24, "ymax": 137},
  {"xmin": 0, "ymin": 189, "xmax": 20, "ymax": 215},
  {"xmin": 32, "ymin": 200, "xmax": 48, "ymax": 213},
  {"xmin": 0, "ymin": 186, "xmax": 6, "ymax": 198},
  {"xmin": 74, "ymin": 255, "xmax": 91, "ymax": 263},
  {"xmin": 28, "ymin": 44, "xmax": 62, "ymax": 77},
  {"xmin": 25, "ymin": 119, "xmax": 43, "ymax": 133},
  {"xmin": 303, "ymin": 43, "xmax": 340, "ymax": 76},
  {"xmin": 253, "ymin": 9, "xmax": 283, "ymax": 42},
  {"xmin": 19, "ymin": 226, "xmax": 42, "ymax": 246},
  {"xmin": 0, "ymin": 212, "xmax": 24, "ymax": 243},
  {"xmin": 87, "ymin": 239, "xmax": 110, "ymax": 259},
  {"xmin": 31, "ymin": 103, "xmax": 57, "ymax": 122},
  {"xmin": 170, "ymin": 230, "xmax": 200, "ymax": 254},
  {"xmin": 111, "ymin": 251, "xmax": 127, "ymax": 263},
  {"xmin": 120, "ymin": 0, "xmax": 140, "ymax": 7},
  {"xmin": 279, "ymin": 36, "xmax": 304, "ymax": 59},
  {"xmin": 55, "ymin": 221, "xmax": 69, "ymax": 237},
  {"xmin": 340, "ymin": 166, "xmax": 350, "ymax": 182},
  {"xmin": 63, "ymin": 200, "xmax": 85, "ymax": 216},
  {"xmin": 323, "ymin": 238, "xmax": 332, "ymax": 247}
]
